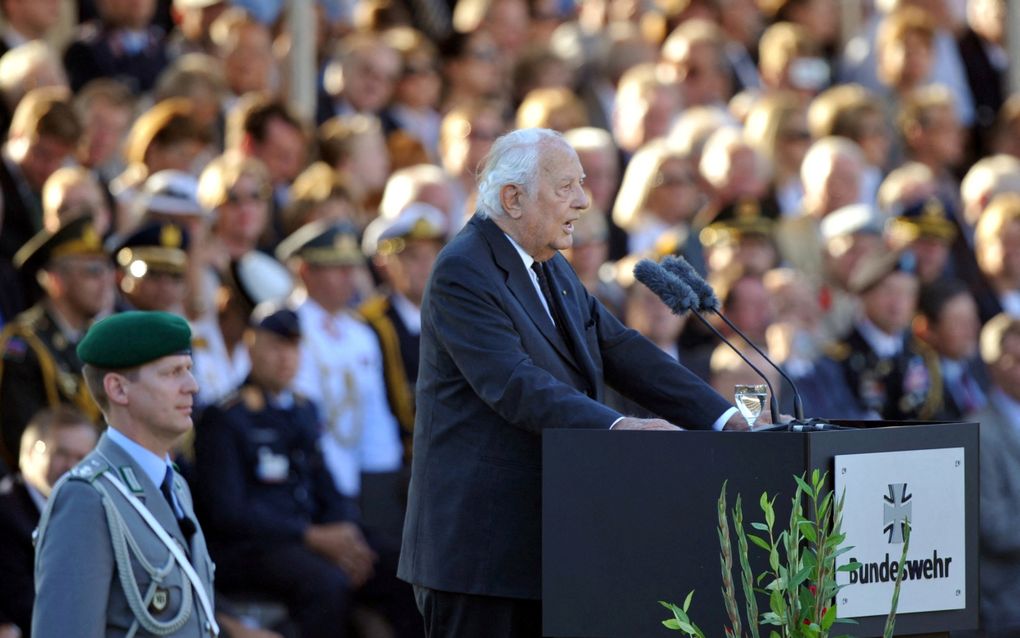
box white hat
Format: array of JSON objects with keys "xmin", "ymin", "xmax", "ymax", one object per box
[
  {"xmin": 362, "ymin": 202, "xmax": 447, "ymax": 256},
  {"xmin": 819, "ymin": 203, "xmax": 884, "ymax": 243},
  {"xmin": 142, "ymin": 170, "xmax": 211, "ymax": 218}
]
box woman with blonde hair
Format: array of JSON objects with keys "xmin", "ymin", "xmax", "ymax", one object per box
[{"xmin": 612, "ymin": 138, "xmax": 704, "ymax": 257}]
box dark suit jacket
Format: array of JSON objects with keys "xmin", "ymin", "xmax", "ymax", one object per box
[
  {"xmin": 0, "ymin": 474, "xmax": 39, "ymax": 635},
  {"xmin": 397, "ymin": 215, "xmax": 732, "ymax": 599}
]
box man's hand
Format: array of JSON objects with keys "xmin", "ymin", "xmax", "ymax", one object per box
[
  {"xmin": 304, "ymin": 522, "xmax": 377, "ymax": 586},
  {"xmin": 613, "ymin": 417, "xmax": 683, "ymax": 431}
]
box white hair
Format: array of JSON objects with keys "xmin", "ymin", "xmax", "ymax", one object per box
[
  {"xmin": 476, "ymin": 128, "xmax": 567, "ymax": 219},
  {"xmin": 961, "ymin": 154, "xmax": 1020, "ymax": 225},
  {"xmin": 800, "ymin": 136, "xmax": 864, "ymax": 190},
  {"xmin": 379, "ymin": 163, "xmax": 450, "ymax": 219}
]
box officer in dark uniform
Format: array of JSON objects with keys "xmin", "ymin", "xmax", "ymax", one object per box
[
  {"xmin": 192, "ymin": 304, "xmax": 421, "ymax": 638},
  {"xmin": 826, "ymin": 250, "xmax": 943, "ymax": 421},
  {"xmin": 885, "ymin": 196, "xmax": 960, "ymax": 285},
  {"xmin": 360, "ymin": 203, "xmax": 447, "ymax": 462},
  {"xmin": 112, "ymin": 220, "xmax": 189, "ymax": 314},
  {"xmin": 0, "ymin": 217, "xmax": 110, "ymax": 468}
]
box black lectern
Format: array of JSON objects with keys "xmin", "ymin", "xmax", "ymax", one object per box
[{"xmin": 542, "ymin": 421, "xmax": 978, "ymax": 637}]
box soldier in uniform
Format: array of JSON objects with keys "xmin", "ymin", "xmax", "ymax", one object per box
[
  {"xmin": 360, "ymin": 203, "xmax": 447, "ymax": 463},
  {"xmin": 884, "ymin": 196, "xmax": 959, "ymax": 285},
  {"xmin": 825, "ymin": 250, "xmax": 943, "ymax": 420},
  {"xmin": 0, "ymin": 216, "xmax": 110, "ymax": 468},
  {"xmin": 193, "ymin": 304, "xmax": 420, "ymax": 638},
  {"xmin": 113, "ymin": 220, "xmax": 190, "ymax": 314},
  {"xmin": 32, "ymin": 311, "xmax": 218, "ymax": 638},
  {"xmin": 276, "ymin": 220, "xmax": 403, "ymax": 500}
]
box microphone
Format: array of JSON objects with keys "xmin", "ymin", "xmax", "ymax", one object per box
[
  {"xmin": 633, "ymin": 259, "xmax": 781, "ymax": 425},
  {"xmin": 660, "ymin": 256, "xmax": 807, "ymax": 423}
]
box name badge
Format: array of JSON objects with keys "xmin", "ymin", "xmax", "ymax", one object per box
[{"xmin": 256, "ymin": 447, "xmax": 289, "ymax": 483}]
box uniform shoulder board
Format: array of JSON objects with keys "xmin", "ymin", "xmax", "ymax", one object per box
[
  {"xmin": 358, "ymin": 296, "xmax": 389, "ymax": 322},
  {"xmin": 67, "ymin": 457, "xmax": 111, "ymax": 483},
  {"xmin": 824, "ymin": 342, "xmax": 851, "ymax": 361},
  {"xmin": 240, "ymin": 385, "xmax": 265, "ymax": 411},
  {"xmin": 191, "ymin": 336, "xmax": 209, "ymax": 350},
  {"xmin": 2, "ymin": 334, "xmax": 28, "ymax": 362},
  {"xmin": 217, "ymin": 388, "xmax": 245, "ymax": 410}
]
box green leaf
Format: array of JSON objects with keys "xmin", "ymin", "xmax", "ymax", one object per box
[
  {"xmin": 663, "ymin": 619, "xmax": 681, "ymax": 630},
  {"xmin": 683, "ymin": 590, "xmax": 694, "ymax": 613},
  {"xmin": 821, "ymin": 603, "xmax": 838, "ymax": 629},
  {"xmin": 751, "ymin": 522, "xmax": 770, "ymax": 531},
  {"xmin": 789, "ymin": 564, "xmax": 813, "ymax": 589},
  {"xmin": 799, "ymin": 520, "xmax": 818, "ymax": 543},
  {"xmin": 769, "ymin": 547, "xmax": 780, "ymax": 571},
  {"xmin": 794, "ymin": 473, "xmax": 814, "ymax": 498},
  {"xmin": 837, "ymin": 561, "xmax": 862, "ymax": 572},
  {"xmin": 748, "ymin": 534, "xmax": 771, "ymax": 551}
]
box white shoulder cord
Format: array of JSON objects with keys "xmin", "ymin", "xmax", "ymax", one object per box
[{"xmin": 100, "ymin": 471, "xmax": 220, "ymax": 637}]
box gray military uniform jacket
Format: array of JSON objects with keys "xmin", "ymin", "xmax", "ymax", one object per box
[{"xmin": 32, "ymin": 432, "xmax": 216, "ymax": 637}]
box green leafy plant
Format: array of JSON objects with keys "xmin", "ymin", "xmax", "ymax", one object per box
[{"xmin": 661, "ymin": 470, "xmax": 910, "ymax": 638}]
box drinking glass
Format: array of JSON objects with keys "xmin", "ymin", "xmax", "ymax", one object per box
[{"xmin": 735, "ymin": 383, "xmax": 768, "ymax": 428}]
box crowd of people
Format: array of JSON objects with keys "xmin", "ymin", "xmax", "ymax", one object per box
[{"xmin": 0, "ymin": 0, "xmax": 1018, "ymax": 635}]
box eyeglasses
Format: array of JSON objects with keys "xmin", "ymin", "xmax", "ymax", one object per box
[
  {"xmin": 466, "ymin": 47, "xmax": 498, "ymax": 63},
  {"xmin": 403, "ymin": 62, "xmax": 439, "ymax": 77},
  {"xmin": 653, "ymin": 172, "xmax": 696, "ymax": 188},
  {"xmin": 225, "ymin": 187, "xmax": 270, "ymax": 204},
  {"xmin": 779, "ymin": 129, "xmax": 812, "ymax": 142}
]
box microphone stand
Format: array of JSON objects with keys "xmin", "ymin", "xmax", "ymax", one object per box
[{"xmin": 688, "ymin": 311, "xmax": 781, "ymax": 427}]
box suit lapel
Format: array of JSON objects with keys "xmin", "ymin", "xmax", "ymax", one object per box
[
  {"xmin": 96, "ymin": 434, "xmax": 188, "ymax": 548},
  {"xmin": 475, "ymin": 216, "xmax": 576, "ymax": 363}
]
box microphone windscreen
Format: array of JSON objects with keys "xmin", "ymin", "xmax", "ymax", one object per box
[
  {"xmin": 661, "ymin": 256, "xmax": 720, "ymax": 311},
  {"xmin": 633, "ymin": 259, "xmax": 698, "ymax": 316}
]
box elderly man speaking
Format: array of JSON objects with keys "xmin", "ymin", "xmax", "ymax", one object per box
[{"xmin": 398, "ymin": 128, "xmax": 751, "ymax": 638}]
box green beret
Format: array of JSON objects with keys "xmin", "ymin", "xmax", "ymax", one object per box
[{"xmin": 77, "ymin": 311, "xmax": 192, "ymax": 368}]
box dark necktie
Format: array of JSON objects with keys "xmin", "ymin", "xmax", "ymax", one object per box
[
  {"xmin": 531, "ymin": 261, "xmax": 573, "ymax": 346},
  {"xmin": 160, "ymin": 466, "xmax": 196, "ymax": 539},
  {"xmin": 531, "ymin": 261, "xmax": 558, "ymax": 324}
]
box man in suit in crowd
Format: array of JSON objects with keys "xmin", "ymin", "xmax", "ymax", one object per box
[
  {"xmin": 32, "ymin": 311, "xmax": 218, "ymax": 637},
  {"xmin": 398, "ymin": 128, "xmax": 750, "ymax": 638},
  {"xmin": 972, "ymin": 313, "xmax": 1020, "ymax": 637},
  {"xmin": 0, "ymin": 406, "xmax": 97, "ymax": 638}
]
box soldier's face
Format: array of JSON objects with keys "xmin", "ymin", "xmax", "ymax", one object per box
[
  {"xmin": 122, "ymin": 355, "xmax": 198, "ymax": 443},
  {"xmin": 248, "ymin": 330, "xmax": 300, "ymax": 393},
  {"xmin": 54, "ymin": 255, "xmax": 115, "ymax": 318},
  {"xmin": 21, "ymin": 423, "xmax": 97, "ymax": 496},
  {"xmin": 862, "ymin": 272, "xmax": 919, "ymax": 335}
]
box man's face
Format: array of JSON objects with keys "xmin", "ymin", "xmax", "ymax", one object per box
[
  {"xmin": 342, "ymin": 46, "xmax": 400, "ymax": 113},
  {"xmin": 388, "ymin": 239, "xmax": 442, "ymax": 306},
  {"xmin": 575, "ymin": 147, "xmax": 618, "ymax": 213},
  {"xmin": 253, "ymin": 117, "xmax": 305, "ymax": 186},
  {"xmin": 121, "ymin": 269, "xmax": 186, "ymax": 312},
  {"xmin": 98, "ymin": 0, "xmax": 156, "ymax": 29},
  {"xmin": 121, "ymin": 354, "xmax": 198, "ymax": 442},
  {"xmin": 994, "ymin": 333, "xmax": 1020, "ymax": 402},
  {"xmin": 931, "ymin": 293, "xmax": 980, "ymax": 360},
  {"xmin": 816, "ymin": 155, "xmax": 862, "ymax": 216},
  {"xmin": 223, "ymin": 23, "xmax": 274, "ymax": 95},
  {"xmin": 53, "ymin": 255, "xmax": 115, "ymax": 317},
  {"xmin": 921, "ymin": 104, "xmax": 964, "ymax": 168},
  {"xmin": 20, "ymin": 135, "xmax": 75, "ymax": 192},
  {"xmin": 507, "ymin": 142, "xmax": 589, "ymax": 262},
  {"xmin": 676, "ymin": 42, "xmax": 731, "ymax": 107},
  {"xmin": 21, "ymin": 423, "xmax": 96, "ymax": 496},
  {"xmin": 7, "ymin": 0, "xmax": 61, "ymax": 37},
  {"xmin": 302, "ymin": 262, "xmax": 359, "ymax": 312},
  {"xmin": 80, "ymin": 100, "xmax": 133, "ymax": 170},
  {"xmin": 248, "ymin": 329, "xmax": 300, "ymax": 393},
  {"xmin": 862, "ymin": 271, "xmax": 919, "ymax": 335}
]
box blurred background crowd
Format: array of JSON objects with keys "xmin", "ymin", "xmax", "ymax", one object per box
[{"xmin": 1, "ymin": 0, "xmax": 1020, "ymax": 635}]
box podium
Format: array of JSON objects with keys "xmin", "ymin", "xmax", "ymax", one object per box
[{"xmin": 542, "ymin": 421, "xmax": 979, "ymax": 637}]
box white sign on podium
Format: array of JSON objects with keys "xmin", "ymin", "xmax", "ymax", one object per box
[{"xmin": 834, "ymin": 447, "xmax": 966, "ymax": 617}]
